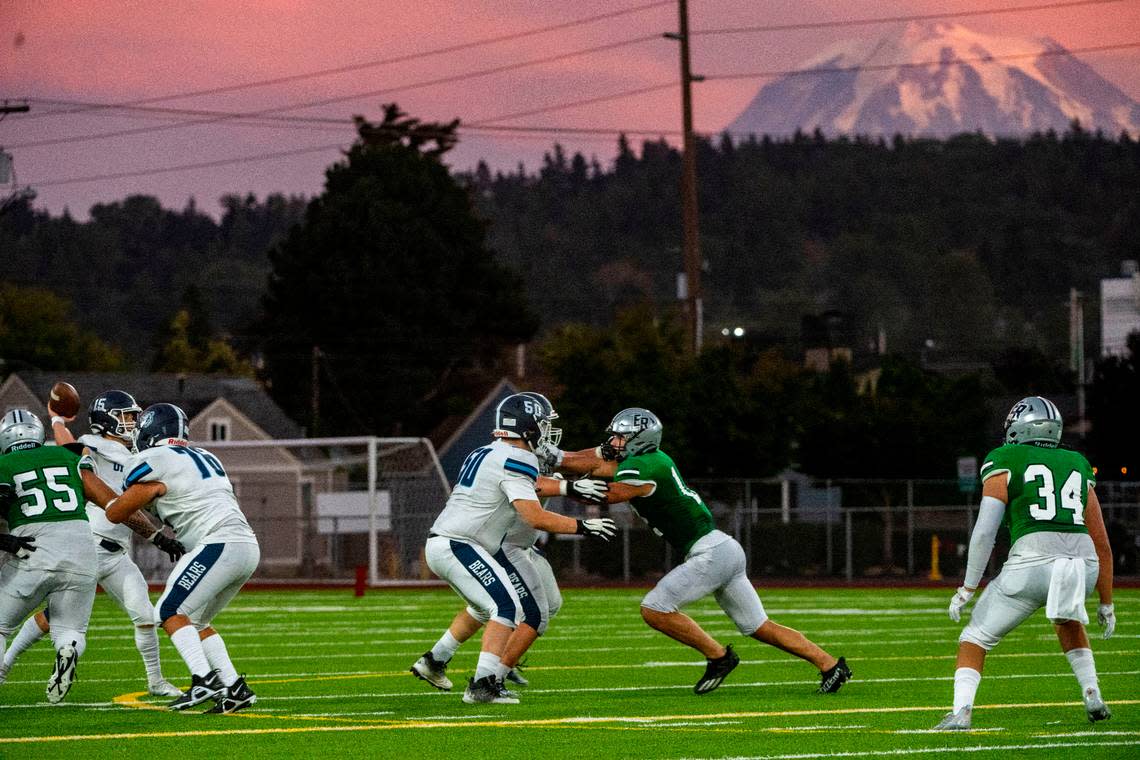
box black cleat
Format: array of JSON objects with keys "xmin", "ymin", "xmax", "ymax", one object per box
[
  {"xmin": 817, "ymin": 656, "xmax": 852, "ymax": 694},
  {"xmin": 694, "ymin": 644, "xmax": 740, "ymax": 695},
  {"xmin": 204, "ymin": 675, "xmax": 257, "ymax": 714},
  {"xmin": 462, "ymin": 675, "xmax": 519, "ymax": 704},
  {"xmin": 169, "ymin": 670, "xmax": 225, "ymax": 711}
]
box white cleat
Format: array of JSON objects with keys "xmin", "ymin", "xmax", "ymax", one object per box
[
  {"xmin": 410, "ymin": 651, "xmax": 453, "ymax": 691},
  {"xmin": 1084, "ymin": 688, "xmax": 1111, "ymax": 723},
  {"xmin": 148, "ymin": 679, "xmax": 184, "ymax": 697},
  {"xmin": 933, "ymin": 705, "xmax": 972, "ymax": 731},
  {"xmin": 46, "ymin": 644, "xmax": 78, "ymax": 704}
]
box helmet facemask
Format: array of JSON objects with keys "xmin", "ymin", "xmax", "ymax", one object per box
[{"xmin": 107, "ymin": 408, "xmax": 141, "ymax": 449}]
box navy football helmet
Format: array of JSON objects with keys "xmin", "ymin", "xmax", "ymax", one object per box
[
  {"xmin": 89, "ymin": 389, "xmax": 142, "ymax": 447},
  {"xmin": 136, "ymin": 403, "xmax": 190, "ymax": 451},
  {"xmin": 518, "ymin": 391, "xmax": 562, "ymax": 448},
  {"xmin": 492, "ymin": 393, "xmax": 544, "ymax": 450}
]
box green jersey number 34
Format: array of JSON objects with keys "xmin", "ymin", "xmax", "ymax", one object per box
[{"xmin": 1024, "ymin": 464, "xmax": 1084, "ymax": 525}]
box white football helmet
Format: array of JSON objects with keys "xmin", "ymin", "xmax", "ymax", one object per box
[{"xmin": 0, "ymin": 409, "xmax": 45, "ymax": 454}]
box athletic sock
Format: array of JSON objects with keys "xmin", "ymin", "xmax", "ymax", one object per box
[
  {"xmin": 1065, "ymin": 648, "xmax": 1100, "ymax": 696},
  {"xmin": 952, "ymin": 667, "xmax": 982, "ymax": 712},
  {"xmin": 200, "ymin": 633, "xmax": 239, "ymax": 687},
  {"xmin": 135, "ymin": 626, "xmax": 164, "ymax": 682},
  {"xmin": 169, "ymin": 626, "xmax": 211, "ymax": 678},
  {"xmin": 431, "ymin": 631, "xmax": 461, "ymax": 664},
  {"xmin": 475, "ymin": 651, "xmax": 501, "ymax": 681},
  {"xmin": 4, "ymin": 616, "xmax": 46, "ymax": 667}
]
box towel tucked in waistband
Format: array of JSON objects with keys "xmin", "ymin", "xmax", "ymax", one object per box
[{"xmin": 1045, "ymin": 556, "xmax": 1088, "ymax": 624}]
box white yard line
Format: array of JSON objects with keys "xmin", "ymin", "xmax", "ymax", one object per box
[{"xmin": 677, "ymin": 740, "xmax": 1140, "ymax": 760}]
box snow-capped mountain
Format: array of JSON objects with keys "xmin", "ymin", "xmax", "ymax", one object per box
[{"xmin": 726, "ymin": 22, "xmax": 1140, "ymax": 138}]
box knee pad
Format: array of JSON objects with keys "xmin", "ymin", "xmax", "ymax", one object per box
[{"xmin": 959, "ymin": 624, "xmax": 1000, "ymax": 651}]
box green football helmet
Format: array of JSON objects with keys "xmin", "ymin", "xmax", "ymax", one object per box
[
  {"xmin": 0, "ymin": 409, "xmax": 45, "ymax": 454},
  {"xmin": 1003, "ymin": 396, "xmax": 1062, "ymax": 448},
  {"xmin": 601, "ymin": 408, "xmax": 662, "ymax": 461}
]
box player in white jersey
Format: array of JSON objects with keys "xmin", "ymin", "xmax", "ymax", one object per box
[
  {"xmin": 413, "ymin": 392, "xmax": 596, "ymax": 691},
  {"xmin": 104, "ymin": 403, "xmax": 260, "ymax": 714},
  {"xmin": 423, "ymin": 393, "xmax": 617, "ymax": 704},
  {"xmin": 0, "ymin": 391, "xmax": 184, "ymax": 696}
]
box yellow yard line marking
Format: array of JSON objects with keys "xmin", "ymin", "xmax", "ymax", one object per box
[{"xmin": 21, "ymin": 697, "xmax": 1133, "ymax": 745}]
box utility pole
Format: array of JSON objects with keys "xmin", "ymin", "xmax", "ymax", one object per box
[
  {"xmin": 1, "ymin": 101, "xmax": 35, "ymax": 215},
  {"xmin": 310, "ymin": 345, "xmax": 321, "ymax": 437},
  {"xmin": 665, "ymin": 0, "xmax": 704, "ymax": 353},
  {"xmin": 1069, "ymin": 288, "xmax": 1087, "ymax": 438}
]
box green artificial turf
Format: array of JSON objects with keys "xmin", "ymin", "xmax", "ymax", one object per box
[{"xmin": 0, "ymin": 587, "xmax": 1134, "ymax": 759}]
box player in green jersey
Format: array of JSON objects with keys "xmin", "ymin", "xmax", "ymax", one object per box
[
  {"xmin": 0, "ymin": 408, "xmax": 158, "ymax": 703},
  {"xmin": 540, "ymin": 408, "xmax": 852, "ymax": 695},
  {"xmin": 0, "ymin": 408, "xmax": 100, "ymax": 704},
  {"xmin": 935, "ymin": 397, "xmax": 1115, "ymax": 730}
]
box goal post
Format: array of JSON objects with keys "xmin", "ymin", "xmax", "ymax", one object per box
[{"xmin": 198, "ymin": 436, "xmax": 451, "ymax": 584}]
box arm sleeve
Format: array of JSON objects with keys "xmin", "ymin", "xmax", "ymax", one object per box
[
  {"xmin": 62, "ymin": 442, "xmax": 85, "ymax": 456},
  {"xmin": 964, "ymin": 495, "xmax": 1007, "ymax": 588}
]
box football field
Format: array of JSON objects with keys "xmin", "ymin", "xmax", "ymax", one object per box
[{"xmin": 0, "ymin": 587, "xmax": 1136, "ymax": 759}]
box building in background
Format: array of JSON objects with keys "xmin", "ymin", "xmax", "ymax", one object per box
[{"xmin": 1101, "ymin": 260, "xmax": 1140, "ymax": 357}]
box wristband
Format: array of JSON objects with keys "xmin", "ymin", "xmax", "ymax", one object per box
[
  {"xmin": 51, "ymin": 416, "xmax": 68, "ymax": 427},
  {"xmin": 558, "ymin": 480, "xmax": 569, "ymax": 496},
  {"xmin": 593, "ymin": 446, "xmax": 603, "ymax": 458}
]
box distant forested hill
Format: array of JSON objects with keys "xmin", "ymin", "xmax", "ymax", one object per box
[
  {"xmin": 0, "ymin": 193, "xmax": 306, "ymax": 361},
  {"xmin": 467, "ymin": 128, "xmax": 1140, "ymax": 360},
  {"xmin": 3, "ymin": 128, "xmax": 1138, "ymax": 367}
]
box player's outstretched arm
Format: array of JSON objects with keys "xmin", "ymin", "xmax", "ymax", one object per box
[
  {"xmin": 536, "ymin": 442, "xmax": 619, "ymax": 479},
  {"xmin": 82, "ymin": 469, "xmax": 166, "ymax": 538},
  {"xmin": 47, "ymin": 407, "xmax": 78, "ymax": 447},
  {"xmin": 536, "ymin": 475, "xmax": 608, "ymax": 504},
  {"xmin": 105, "ymin": 481, "xmax": 167, "ymax": 524},
  {"xmin": 513, "ymin": 498, "xmax": 617, "ymax": 541},
  {"xmin": 604, "ymin": 481, "xmax": 653, "ymax": 505}
]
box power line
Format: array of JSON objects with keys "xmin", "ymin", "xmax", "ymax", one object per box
[
  {"xmin": 701, "ymin": 39, "xmax": 1140, "ymax": 81},
  {"xmin": 692, "ymin": 0, "xmax": 1128, "ymax": 35},
  {"xmin": 12, "ymin": 34, "xmax": 661, "ymax": 150},
  {"xmin": 24, "ymin": 41, "xmax": 1140, "ymax": 188},
  {"xmin": 17, "ymin": 0, "xmax": 674, "ymax": 121}
]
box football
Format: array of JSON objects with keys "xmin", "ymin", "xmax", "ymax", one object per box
[{"xmin": 48, "ymin": 381, "xmax": 81, "ymax": 418}]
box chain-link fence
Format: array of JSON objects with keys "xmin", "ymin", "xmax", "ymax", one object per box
[{"xmin": 128, "ymin": 454, "xmax": 1140, "ymax": 584}]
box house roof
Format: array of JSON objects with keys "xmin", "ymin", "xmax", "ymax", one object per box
[
  {"xmin": 435, "ymin": 378, "xmax": 519, "ymax": 483},
  {"xmin": 6, "ymin": 371, "xmax": 302, "ymax": 440}
]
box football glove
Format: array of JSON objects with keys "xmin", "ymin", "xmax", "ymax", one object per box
[
  {"xmin": 576, "ymin": 517, "xmax": 617, "ymax": 542},
  {"xmin": 534, "ymin": 441, "xmax": 564, "ymax": 468},
  {"xmin": 561, "ymin": 478, "xmax": 608, "ymax": 505},
  {"xmin": 1097, "ymin": 603, "xmax": 1116, "ymax": 640},
  {"xmin": 948, "ymin": 586, "xmax": 975, "ymax": 623},
  {"xmin": 0, "ymin": 533, "xmax": 36, "ymax": 559},
  {"xmin": 152, "ymin": 532, "xmax": 187, "ymax": 563}
]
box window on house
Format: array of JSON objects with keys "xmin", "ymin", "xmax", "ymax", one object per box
[{"xmin": 209, "ymin": 419, "xmax": 230, "ymax": 441}]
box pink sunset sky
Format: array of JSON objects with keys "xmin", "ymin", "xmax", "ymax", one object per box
[{"xmin": 2, "ymin": 0, "xmax": 1139, "ymax": 218}]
